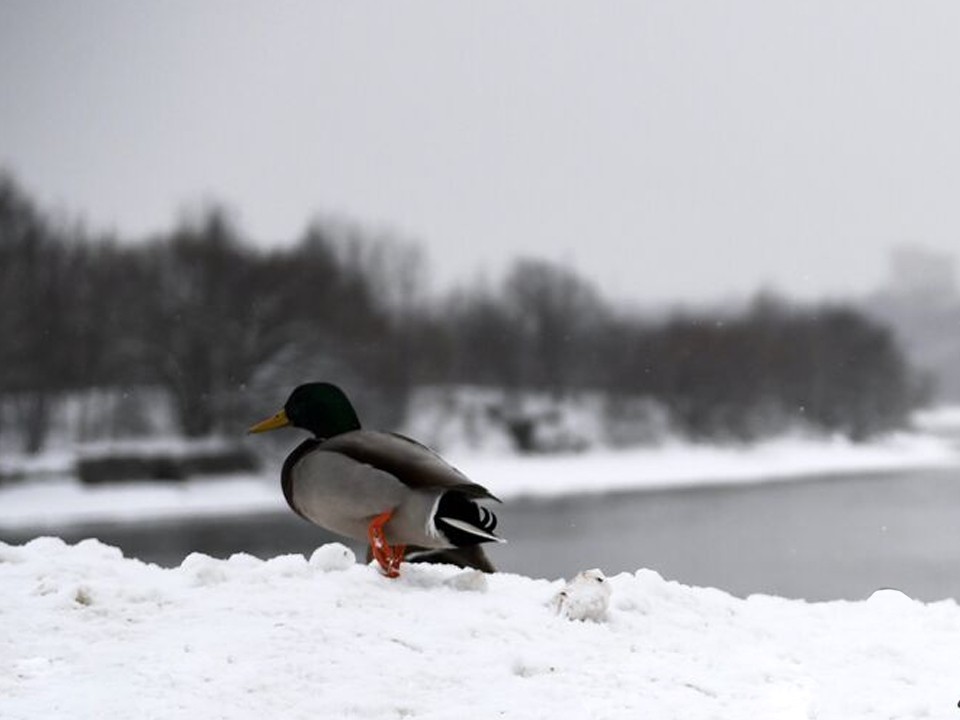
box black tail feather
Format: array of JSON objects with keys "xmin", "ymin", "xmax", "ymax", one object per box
[{"xmin": 435, "ymin": 491, "xmax": 500, "ymax": 546}]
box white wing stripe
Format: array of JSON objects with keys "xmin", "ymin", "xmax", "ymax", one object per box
[{"xmin": 440, "ymin": 518, "xmax": 506, "ymax": 544}]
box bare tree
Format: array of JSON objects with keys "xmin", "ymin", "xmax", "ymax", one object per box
[{"xmin": 503, "ymin": 259, "xmax": 607, "ymax": 396}]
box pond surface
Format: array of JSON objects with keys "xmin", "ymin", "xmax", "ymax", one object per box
[{"xmin": 5, "ymin": 466, "xmax": 960, "ymax": 602}]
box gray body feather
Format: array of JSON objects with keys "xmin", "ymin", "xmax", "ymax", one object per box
[{"xmin": 284, "ymin": 430, "xmax": 498, "ymax": 549}]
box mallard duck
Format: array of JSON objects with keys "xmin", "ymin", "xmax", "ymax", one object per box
[{"xmin": 248, "ymin": 382, "xmax": 503, "ymax": 577}]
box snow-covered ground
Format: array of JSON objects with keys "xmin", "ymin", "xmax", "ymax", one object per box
[
  {"xmin": 2, "ymin": 537, "xmax": 958, "ymax": 720},
  {"xmin": 0, "ymin": 430, "xmax": 958, "ymax": 530}
]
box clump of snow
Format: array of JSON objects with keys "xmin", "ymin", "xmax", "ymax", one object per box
[
  {"xmin": 553, "ymin": 568, "xmax": 612, "ymax": 622},
  {"xmin": 309, "ymin": 542, "xmax": 356, "ymax": 571},
  {"xmin": 2, "ymin": 538, "xmax": 959, "ymax": 719}
]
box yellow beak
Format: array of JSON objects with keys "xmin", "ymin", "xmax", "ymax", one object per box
[{"xmin": 247, "ymin": 409, "xmax": 291, "ymax": 434}]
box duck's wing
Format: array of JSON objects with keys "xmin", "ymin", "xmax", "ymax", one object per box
[{"xmin": 319, "ymin": 430, "xmax": 500, "ymax": 502}]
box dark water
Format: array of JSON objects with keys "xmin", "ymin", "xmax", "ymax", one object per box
[{"xmin": 4, "ymin": 466, "xmax": 960, "ymax": 602}]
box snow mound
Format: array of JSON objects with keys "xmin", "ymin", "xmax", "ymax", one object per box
[{"xmin": 2, "ymin": 538, "xmax": 959, "ymax": 719}]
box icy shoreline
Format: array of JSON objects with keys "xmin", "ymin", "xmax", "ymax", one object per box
[
  {"xmin": 1, "ymin": 537, "xmax": 957, "ymax": 720},
  {"xmin": 0, "ymin": 431, "xmax": 957, "ymax": 531}
]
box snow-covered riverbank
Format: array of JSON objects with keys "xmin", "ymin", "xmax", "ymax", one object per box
[{"xmin": 0, "ymin": 430, "xmax": 957, "ymax": 531}]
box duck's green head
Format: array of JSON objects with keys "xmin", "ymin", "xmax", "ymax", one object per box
[{"xmin": 248, "ymin": 382, "xmax": 361, "ymax": 439}]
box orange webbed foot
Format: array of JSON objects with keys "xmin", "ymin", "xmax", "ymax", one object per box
[{"xmin": 368, "ymin": 510, "xmax": 406, "ymax": 578}]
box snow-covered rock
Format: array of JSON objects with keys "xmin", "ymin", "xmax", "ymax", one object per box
[{"xmin": 2, "ymin": 538, "xmax": 959, "ymax": 720}]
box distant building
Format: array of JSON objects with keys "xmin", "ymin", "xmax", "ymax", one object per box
[
  {"xmin": 884, "ymin": 245, "xmax": 957, "ymax": 304},
  {"xmin": 867, "ymin": 245, "xmax": 960, "ymax": 402}
]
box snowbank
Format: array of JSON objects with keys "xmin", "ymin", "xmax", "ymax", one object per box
[
  {"xmin": 0, "ymin": 431, "xmax": 957, "ymax": 530},
  {"xmin": 2, "ymin": 538, "xmax": 957, "ymax": 719},
  {"xmin": 0, "ymin": 475, "xmax": 282, "ymax": 531},
  {"xmin": 913, "ymin": 405, "xmax": 960, "ymax": 435}
]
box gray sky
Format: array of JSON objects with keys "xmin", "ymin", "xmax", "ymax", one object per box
[{"xmin": 2, "ymin": 1, "xmax": 959, "ymax": 305}]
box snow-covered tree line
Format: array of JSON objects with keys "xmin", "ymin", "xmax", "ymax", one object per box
[{"xmin": 0, "ymin": 172, "xmax": 923, "ymax": 453}]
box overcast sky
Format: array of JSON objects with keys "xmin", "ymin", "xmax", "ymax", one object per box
[{"xmin": 2, "ymin": 1, "xmax": 959, "ymax": 305}]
